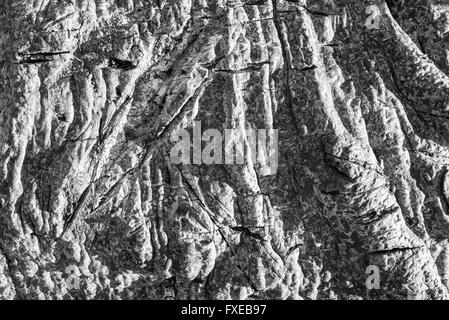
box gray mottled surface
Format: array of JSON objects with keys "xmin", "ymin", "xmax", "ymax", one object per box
[{"xmin": 1, "ymin": 0, "xmax": 449, "ymax": 300}]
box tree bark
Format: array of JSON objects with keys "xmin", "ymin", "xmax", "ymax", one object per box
[{"xmin": 1, "ymin": 0, "xmax": 449, "ymax": 300}]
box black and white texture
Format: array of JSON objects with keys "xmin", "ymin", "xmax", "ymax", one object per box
[{"xmin": 1, "ymin": 0, "xmax": 449, "ymax": 300}]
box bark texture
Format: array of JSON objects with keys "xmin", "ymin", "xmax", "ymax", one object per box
[{"xmin": 1, "ymin": 0, "xmax": 449, "ymax": 300}]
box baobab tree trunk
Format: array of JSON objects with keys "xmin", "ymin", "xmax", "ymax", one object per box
[{"xmin": 1, "ymin": 0, "xmax": 449, "ymax": 300}]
